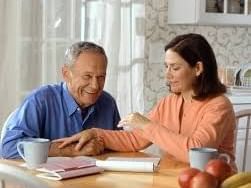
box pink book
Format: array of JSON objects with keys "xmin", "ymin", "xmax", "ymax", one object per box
[{"xmin": 36, "ymin": 157, "xmax": 103, "ymax": 180}]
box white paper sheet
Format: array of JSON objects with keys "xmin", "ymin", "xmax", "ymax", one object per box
[{"xmin": 96, "ymin": 157, "xmax": 160, "ymax": 172}]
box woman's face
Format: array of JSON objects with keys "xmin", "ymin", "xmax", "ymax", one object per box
[{"xmin": 164, "ymin": 49, "xmax": 201, "ymax": 97}]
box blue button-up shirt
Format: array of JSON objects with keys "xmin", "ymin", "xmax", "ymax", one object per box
[{"xmin": 0, "ymin": 82, "xmax": 120, "ymax": 159}]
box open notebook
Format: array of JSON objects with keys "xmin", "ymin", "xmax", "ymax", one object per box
[{"xmin": 36, "ymin": 156, "xmax": 103, "ymax": 180}]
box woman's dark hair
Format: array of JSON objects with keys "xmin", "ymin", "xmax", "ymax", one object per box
[{"xmin": 164, "ymin": 33, "xmax": 226, "ymax": 99}]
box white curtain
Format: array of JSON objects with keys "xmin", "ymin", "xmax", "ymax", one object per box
[
  {"xmin": 0, "ymin": 0, "xmax": 145, "ymax": 128},
  {"xmin": 0, "ymin": 0, "xmax": 20, "ymax": 128},
  {"xmin": 82, "ymin": 0, "xmax": 145, "ymax": 117}
]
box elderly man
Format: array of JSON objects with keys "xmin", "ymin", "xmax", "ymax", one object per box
[{"xmin": 0, "ymin": 41, "xmax": 121, "ymax": 159}]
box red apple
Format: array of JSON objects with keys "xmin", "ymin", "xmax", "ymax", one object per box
[
  {"xmin": 205, "ymin": 159, "xmax": 233, "ymax": 183},
  {"xmin": 178, "ymin": 168, "xmax": 200, "ymax": 188},
  {"xmin": 190, "ymin": 171, "xmax": 219, "ymax": 188}
]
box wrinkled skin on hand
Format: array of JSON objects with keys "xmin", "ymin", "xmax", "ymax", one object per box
[{"xmin": 52, "ymin": 129, "xmax": 104, "ymax": 156}]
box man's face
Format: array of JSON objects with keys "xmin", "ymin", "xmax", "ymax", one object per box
[{"xmin": 63, "ymin": 51, "xmax": 107, "ymax": 108}]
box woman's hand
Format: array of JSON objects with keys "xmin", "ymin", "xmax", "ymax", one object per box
[
  {"xmin": 53, "ymin": 129, "xmax": 99, "ymax": 152},
  {"xmin": 117, "ymin": 112, "xmax": 151, "ymax": 130}
]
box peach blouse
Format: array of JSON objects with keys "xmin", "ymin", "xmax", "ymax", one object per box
[{"xmin": 95, "ymin": 93, "xmax": 236, "ymax": 162}]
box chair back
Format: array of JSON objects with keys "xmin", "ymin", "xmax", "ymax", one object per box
[
  {"xmin": 235, "ymin": 109, "xmax": 251, "ymax": 172},
  {"xmin": 0, "ymin": 163, "xmax": 50, "ymax": 188}
]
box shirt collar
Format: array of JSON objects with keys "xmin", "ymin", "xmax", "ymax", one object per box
[{"xmin": 62, "ymin": 83, "xmax": 96, "ymax": 116}]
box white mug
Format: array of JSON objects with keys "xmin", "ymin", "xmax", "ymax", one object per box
[
  {"xmin": 17, "ymin": 138, "xmax": 50, "ymax": 169},
  {"xmin": 189, "ymin": 147, "xmax": 230, "ymax": 171}
]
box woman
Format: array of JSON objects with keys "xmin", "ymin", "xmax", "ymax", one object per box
[{"xmin": 56, "ymin": 33, "xmax": 236, "ymax": 164}]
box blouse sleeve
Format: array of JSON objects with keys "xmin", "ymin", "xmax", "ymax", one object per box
[{"xmin": 94, "ymin": 128, "xmax": 151, "ymax": 152}]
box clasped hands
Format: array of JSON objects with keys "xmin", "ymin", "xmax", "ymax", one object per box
[
  {"xmin": 52, "ymin": 129, "xmax": 103, "ymax": 156},
  {"xmin": 53, "ymin": 112, "xmax": 151, "ymax": 156}
]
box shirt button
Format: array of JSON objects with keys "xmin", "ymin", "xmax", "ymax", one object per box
[{"xmin": 77, "ymin": 107, "xmax": 81, "ymax": 111}]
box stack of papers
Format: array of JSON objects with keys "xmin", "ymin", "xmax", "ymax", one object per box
[{"xmin": 35, "ymin": 156, "xmax": 161, "ymax": 180}]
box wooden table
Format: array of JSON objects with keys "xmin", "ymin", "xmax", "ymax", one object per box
[{"xmin": 0, "ymin": 152, "xmax": 188, "ymax": 188}]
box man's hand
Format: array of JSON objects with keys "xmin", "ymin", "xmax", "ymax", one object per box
[
  {"xmin": 50, "ymin": 130, "xmax": 104, "ymax": 157},
  {"xmin": 53, "ymin": 129, "xmax": 98, "ymax": 151},
  {"xmin": 79, "ymin": 138, "xmax": 104, "ymax": 156},
  {"xmin": 117, "ymin": 112, "xmax": 151, "ymax": 130}
]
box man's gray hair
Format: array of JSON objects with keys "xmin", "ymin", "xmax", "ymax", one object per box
[{"xmin": 65, "ymin": 41, "xmax": 107, "ymax": 65}]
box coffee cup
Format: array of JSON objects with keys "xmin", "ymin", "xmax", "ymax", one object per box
[
  {"xmin": 189, "ymin": 147, "xmax": 230, "ymax": 171},
  {"xmin": 17, "ymin": 138, "xmax": 50, "ymax": 169}
]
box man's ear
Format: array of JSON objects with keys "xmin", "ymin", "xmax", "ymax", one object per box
[
  {"xmin": 62, "ymin": 64, "xmax": 71, "ymax": 81},
  {"xmin": 195, "ymin": 61, "xmax": 204, "ymax": 77}
]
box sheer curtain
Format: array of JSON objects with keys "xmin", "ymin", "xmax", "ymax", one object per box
[
  {"xmin": 82, "ymin": 0, "xmax": 145, "ymax": 117},
  {"xmin": 0, "ymin": 0, "xmax": 20, "ymax": 128},
  {"xmin": 0, "ymin": 0, "xmax": 145, "ymax": 128}
]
